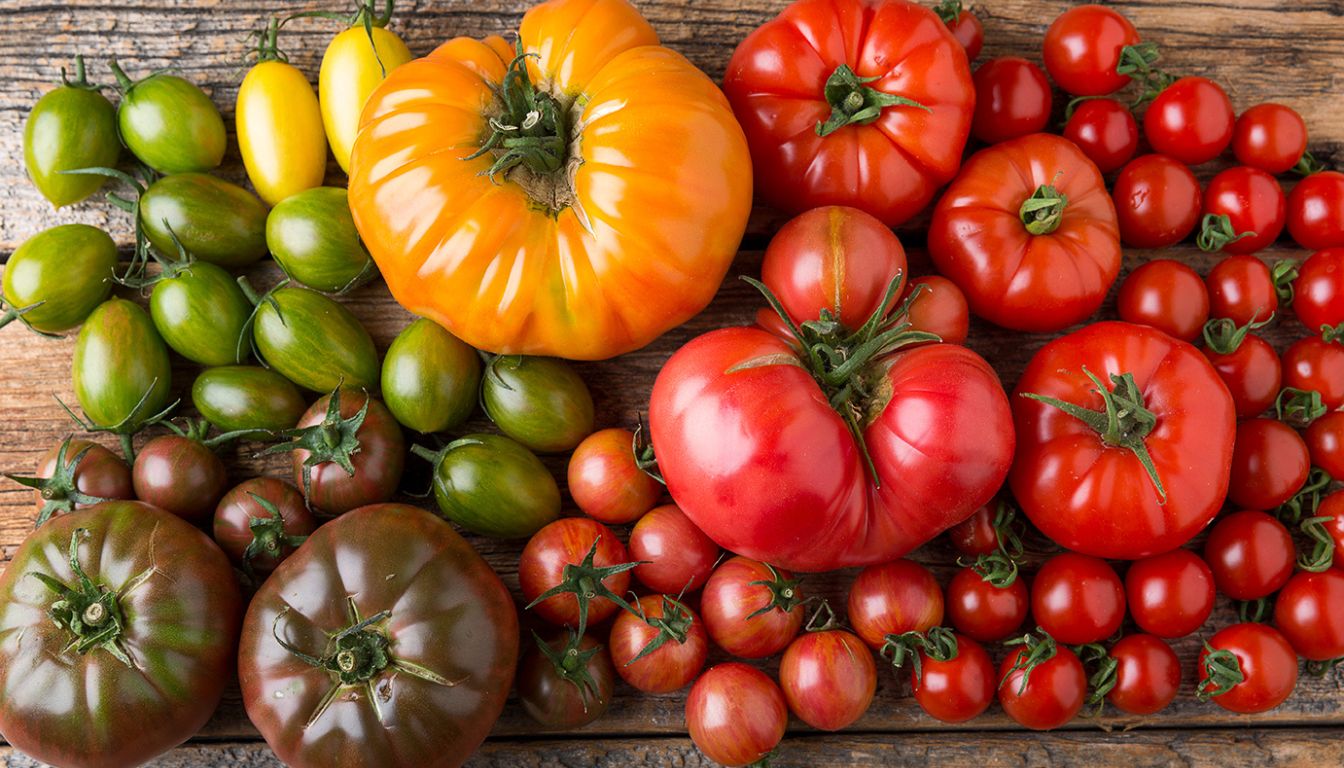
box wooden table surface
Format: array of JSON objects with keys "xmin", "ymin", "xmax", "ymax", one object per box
[{"xmin": 2, "ymin": 1, "xmax": 1343, "ymax": 766}]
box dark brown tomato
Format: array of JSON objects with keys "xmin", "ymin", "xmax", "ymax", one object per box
[
  {"xmin": 213, "ymin": 477, "xmax": 316, "ymax": 576},
  {"xmin": 291, "ymin": 390, "xmax": 406, "ymax": 515},
  {"xmin": 132, "ymin": 435, "xmax": 229, "ymax": 523},
  {"xmin": 28, "ymin": 438, "xmax": 133, "ymax": 522},
  {"xmin": 516, "ymin": 631, "xmax": 615, "ymax": 730}
]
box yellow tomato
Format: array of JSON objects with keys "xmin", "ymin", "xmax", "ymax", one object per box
[
  {"xmin": 237, "ymin": 59, "xmax": 327, "ymax": 206},
  {"xmin": 320, "ymin": 25, "xmax": 412, "ymax": 173}
]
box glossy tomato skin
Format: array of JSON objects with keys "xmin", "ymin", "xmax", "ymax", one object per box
[
  {"xmin": 1125, "ymin": 549, "xmax": 1215, "ymax": 639},
  {"xmin": 1012, "ymin": 322, "xmax": 1236, "ymax": 559},
  {"xmin": 1282, "ymin": 336, "xmax": 1344, "ymax": 410},
  {"xmin": 320, "ymin": 23, "xmax": 412, "ymax": 174},
  {"xmin": 149, "ymin": 260, "xmax": 254, "ymax": 366},
  {"xmin": 948, "ymin": 503, "xmax": 997, "ymax": 556},
  {"xmin": 516, "ymin": 631, "xmax": 614, "ymax": 729},
  {"xmin": 212, "ymin": 477, "xmax": 315, "ymax": 576},
  {"xmin": 1201, "ymin": 167, "xmax": 1287, "ymax": 254},
  {"xmin": 253, "ymin": 286, "xmax": 380, "ymax": 393},
  {"xmin": 1112, "ymin": 154, "xmax": 1202, "ymax": 248},
  {"xmin": 971, "ymin": 57, "xmax": 1052, "ymax": 145},
  {"xmin": 1116, "ymin": 259, "xmax": 1209, "ymax": 342},
  {"xmin": 779, "ymin": 628, "xmax": 877, "ymax": 731},
  {"xmin": 1274, "ymin": 570, "xmax": 1344, "ymax": 661},
  {"xmin": 1031, "ymin": 554, "xmax": 1125, "ymax": 645},
  {"xmin": 700, "ymin": 556, "xmax": 805, "ymax": 659},
  {"xmin": 3, "ymin": 224, "xmax": 117, "ymax": 334},
  {"xmin": 31, "ymin": 438, "xmax": 133, "ymax": 515},
  {"xmin": 1202, "ymin": 333, "xmax": 1281, "ymax": 419},
  {"xmin": 1306, "ymin": 414, "xmax": 1344, "ymax": 480},
  {"xmin": 1063, "ymin": 98, "xmax": 1139, "ymax": 173},
  {"xmin": 1227, "ymin": 419, "xmax": 1310, "ymax": 510},
  {"xmin": 1294, "ymin": 248, "xmax": 1344, "ymax": 332},
  {"xmin": 73, "ymin": 298, "xmax": 172, "ymax": 431},
  {"xmin": 723, "ymin": 0, "xmax": 974, "ymax": 227},
  {"xmin": 116, "ymin": 69, "xmax": 226, "ymax": 174},
  {"xmin": 1320, "ymin": 491, "xmax": 1344, "ymax": 568},
  {"xmin": 236, "ymin": 59, "xmax": 326, "ymax": 207},
  {"xmin": 930, "ymin": 133, "xmax": 1121, "ymax": 332},
  {"xmin": 0, "ymin": 502, "xmax": 241, "ymax": 768},
  {"xmin": 1199, "ymin": 623, "xmax": 1298, "ymax": 714},
  {"xmin": 998, "ymin": 643, "xmax": 1087, "ymax": 730},
  {"xmin": 1108, "ymin": 634, "xmax": 1181, "ymax": 716},
  {"xmin": 381, "ymin": 318, "xmax": 481, "ymax": 435},
  {"xmin": 903, "ymin": 275, "xmax": 970, "ymax": 345},
  {"xmin": 910, "ymin": 633, "xmax": 995, "ymax": 723},
  {"xmin": 629, "ymin": 504, "xmax": 719, "ymax": 594},
  {"xmin": 1144, "ymin": 77, "xmax": 1235, "ymax": 166},
  {"xmin": 1288, "ymin": 173, "xmax": 1344, "ymax": 251},
  {"xmin": 24, "ymin": 67, "xmax": 120, "ymax": 208},
  {"xmin": 847, "ymin": 559, "xmax": 944, "ymax": 650},
  {"xmin": 609, "ymin": 595, "xmax": 708, "ymax": 693},
  {"xmin": 946, "ymin": 566, "xmax": 1029, "ymax": 643},
  {"xmin": 568, "ymin": 428, "xmax": 661, "ymax": 525},
  {"xmin": 425, "ymin": 433, "xmax": 560, "ymax": 539},
  {"xmin": 191, "ymin": 366, "xmax": 307, "ymax": 438},
  {"xmin": 945, "ymin": 8, "xmax": 984, "ymax": 61},
  {"xmin": 292, "ymin": 390, "xmax": 405, "ymax": 515},
  {"xmin": 140, "ymin": 173, "xmax": 268, "ymax": 269},
  {"xmin": 686, "ymin": 663, "xmax": 788, "ymax": 767},
  {"xmin": 1204, "ymin": 510, "xmax": 1295, "ymax": 601},
  {"xmin": 481, "ymin": 356, "xmax": 595, "ymax": 454},
  {"xmin": 1233, "ymin": 103, "xmax": 1308, "ymax": 175},
  {"xmin": 268, "ymin": 187, "xmax": 375, "ymax": 293},
  {"xmin": 132, "ymin": 435, "xmax": 229, "ymax": 523},
  {"xmin": 520, "ymin": 518, "xmax": 632, "ymax": 629},
  {"xmin": 1205, "ymin": 255, "xmax": 1279, "ymax": 326},
  {"xmin": 239, "ymin": 504, "xmax": 518, "ymax": 768},
  {"xmin": 1042, "ymin": 5, "xmax": 1139, "ymax": 96}
]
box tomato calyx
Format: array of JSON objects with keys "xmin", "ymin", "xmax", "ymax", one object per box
[
  {"xmin": 631, "ymin": 414, "xmax": 665, "ymax": 486},
  {"xmin": 961, "ymin": 499, "xmax": 1025, "ymax": 587},
  {"xmin": 1000, "ymin": 629, "xmax": 1059, "ymax": 694},
  {"xmin": 746, "ymin": 561, "xmax": 806, "ymax": 620},
  {"xmin": 816, "ymin": 64, "xmax": 931, "ymax": 138},
  {"xmin": 282, "ymin": 0, "xmax": 397, "ymax": 74},
  {"xmin": 6, "ymin": 437, "xmax": 116, "ymax": 527},
  {"xmin": 1077, "ymin": 642, "xmax": 1118, "ymax": 713},
  {"xmin": 1197, "ymin": 642, "xmax": 1247, "ymax": 701},
  {"xmin": 160, "ymin": 416, "xmax": 260, "ymax": 451},
  {"xmin": 1021, "ymin": 367, "xmax": 1167, "ymax": 502},
  {"xmin": 239, "ymin": 491, "xmax": 309, "ymax": 578},
  {"xmin": 1197, "ymin": 213, "xmax": 1255, "ymax": 253},
  {"xmin": 883, "ymin": 624, "xmax": 959, "ymax": 679},
  {"xmin": 1275, "ymin": 466, "xmax": 1333, "ymax": 525},
  {"xmin": 30, "ymin": 529, "xmax": 133, "ymax": 666},
  {"xmin": 247, "ymin": 17, "xmax": 288, "ymax": 66},
  {"xmin": 56, "ymin": 383, "xmax": 178, "ymax": 463},
  {"xmin": 1294, "ymin": 151, "xmax": 1328, "ymax": 177},
  {"xmin": 1300, "ymin": 512, "xmax": 1339, "ymax": 572},
  {"xmin": 1202, "ymin": 314, "xmax": 1272, "ymax": 356},
  {"xmin": 1235, "ymin": 596, "xmax": 1274, "ymax": 624},
  {"xmin": 1275, "ymin": 387, "xmax": 1328, "ymax": 429},
  {"xmin": 524, "ymin": 537, "xmax": 643, "ymax": 637},
  {"xmin": 1271, "ymin": 260, "xmax": 1300, "ymax": 306},
  {"xmin": 933, "ymin": 0, "xmax": 966, "ymax": 25},
  {"xmin": 1019, "ymin": 180, "xmax": 1069, "ymax": 236},
  {"xmin": 1323, "ymin": 323, "xmax": 1344, "ymax": 344},
  {"xmin": 262, "ymin": 386, "xmax": 370, "ymax": 502},
  {"xmin": 533, "ymin": 630, "xmax": 608, "ymax": 713},
  {"xmin": 623, "ymin": 595, "xmax": 697, "ymax": 667},
  {"xmin": 1114, "ymin": 43, "xmax": 1173, "ymax": 107},
  {"xmin": 57, "ymin": 55, "xmax": 108, "ymax": 93}
]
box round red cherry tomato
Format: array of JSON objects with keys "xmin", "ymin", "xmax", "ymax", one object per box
[
  {"xmin": 1063, "ymin": 98, "xmax": 1138, "ymax": 173},
  {"xmin": 608, "ymin": 595, "xmax": 708, "ymax": 693},
  {"xmin": 1294, "ymin": 248, "xmax": 1344, "ymax": 333},
  {"xmin": 1227, "ymin": 419, "xmax": 1311, "ymax": 511},
  {"xmin": 948, "ymin": 503, "xmax": 997, "ymax": 556},
  {"xmin": 1233, "ymin": 103, "xmax": 1309, "ymax": 175},
  {"xmin": 1306, "ymin": 413, "xmax": 1344, "ymax": 480},
  {"xmin": 946, "ymin": 566, "xmax": 1029, "ymax": 643},
  {"xmin": 1202, "ymin": 329, "xmax": 1282, "ymax": 419},
  {"xmin": 902, "ymin": 275, "xmax": 970, "ymax": 345},
  {"xmin": 997, "ymin": 635, "xmax": 1087, "ymax": 730},
  {"xmin": 1282, "ymin": 336, "xmax": 1344, "ymax": 411},
  {"xmin": 1031, "ymin": 553, "xmax": 1125, "ymax": 645},
  {"xmin": 779, "ymin": 624, "xmax": 877, "ymax": 731},
  {"xmin": 910, "ymin": 632, "xmax": 995, "ymax": 723},
  {"xmin": 700, "ymin": 556, "xmax": 805, "ymax": 659},
  {"xmin": 1124, "ymin": 549, "xmax": 1215, "ymax": 639},
  {"xmin": 519, "ymin": 518, "xmax": 635, "ymax": 633},
  {"xmin": 1106, "ymin": 634, "xmax": 1182, "ymax": 716},
  {"xmin": 1144, "ymin": 77, "xmax": 1235, "ymax": 166},
  {"xmin": 1316, "ymin": 491, "xmax": 1344, "ymax": 570},
  {"xmin": 1206, "ymin": 255, "xmax": 1279, "ymax": 326},
  {"xmin": 1042, "ymin": 5, "xmax": 1140, "ymax": 97},
  {"xmin": 628, "ymin": 504, "xmax": 719, "ymax": 595},
  {"xmin": 1288, "ymin": 172, "xmax": 1344, "ymax": 251},
  {"xmin": 971, "ymin": 57, "xmax": 1052, "ymax": 145},
  {"xmin": 846, "ymin": 559, "xmax": 944, "ymax": 651},
  {"xmin": 1199, "ymin": 167, "xmax": 1286, "ymax": 255},
  {"xmin": 1116, "ymin": 259, "xmax": 1210, "ymax": 342},
  {"xmin": 1204, "ymin": 510, "xmax": 1295, "ymax": 601},
  {"xmin": 1198, "ymin": 623, "xmax": 1298, "ymax": 714},
  {"xmin": 936, "ymin": 0, "xmax": 983, "ymax": 62},
  {"xmin": 567, "ymin": 428, "xmax": 661, "ymax": 525},
  {"xmin": 686, "ymin": 663, "xmax": 787, "ymax": 767},
  {"xmin": 1274, "ymin": 569, "xmax": 1344, "ymax": 661},
  {"xmin": 1112, "ymin": 154, "xmax": 1202, "ymax": 248}
]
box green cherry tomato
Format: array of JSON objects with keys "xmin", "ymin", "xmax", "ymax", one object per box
[
  {"xmin": 482, "ymin": 356, "xmax": 595, "ymax": 453},
  {"xmin": 266, "ymin": 187, "xmax": 374, "ymax": 292},
  {"xmin": 72, "ymin": 298, "xmax": 172, "ymax": 430},
  {"xmin": 382, "ymin": 318, "xmax": 480, "ymax": 434},
  {"xmin": 252, "ymin": 286, "xmax": 379, "ymax": 393},
  {"xmin": 3, "ymin": 224, "xmax": 117, "ymax": 334},
  {"xmin": 110, "ymin": 59, "xmax": 225, "ymax": 174},
  {"xmin": 415, "ymin": 433, "xmax": 560, "ymax": 538},
  {"xmin": 191, "ymin": 366, "xmax": 307, "ymax": 437},
  {"xmin": 140, "ymin": 173, "xmax": 269, "ymax": 269},
  {"xmin": 23, "ymin": 57, "xmax": 120, "ymax": 208},
  {"xmin": 149, "ymin": 261, "xmax": 253, "ymax": 366}
]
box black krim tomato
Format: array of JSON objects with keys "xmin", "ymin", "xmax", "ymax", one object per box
[
  {"xmin": 109, "ymin": 58, "xmax": 224, "ymax": 174},
  {"xmin": 481, "ymin": 355, "xmax": 595, "ymax": 453},
  {"xmin": 139, "ymin": 172, "xmax": 268, "ymax": 269},
  {"xmin": 6, "ymin": 436, "xmax": 133, "ymax": 527},
  {"xmin": 0, "ymin": 501, "xmax": 242, "ymax": 768},
  {"xmin": 413, "ymin": 433, "xmax": 559, "ymax": 539},
  {"xmin": 239, "ymin": 504, "xmax": 518, "ymax": 768},
  {"xmin": 2, "ymin": 224, "xmax": 117, "ymax": 335},
  {"xmin": 213, "ymin": 477, "xmax": 316, "ymax": 578},
  {"xmin": 267, "ymin": 187, "xmax": 375, "ymax": 292},
  {"xmin": 264, "ymin": 388, "xmax": 405, "ymax": 515},
  {"xmin": 516, "ymin": 630, "xmax": 615, "ymax": 730},
  {"xmin": 71, "ymin": 298, "xmax": 174, "ymax": 458},
  {"xmin": 24, "ymin": 56, "xmax": 120, "ymax": 208},
  {"xmin": 250, "ymin": 285, "xmax": 380, "ymax": 393},
  {"xmin": 131, "ymin": 420, "xmax": 242, "ymax": 524},
  {"xmin": 382, "ymin": 317, "xmax": 481, "ymax": 434},
  {"xmin": 142, "ymin": 237, "xmax": 254, "ymax": 366},
  {"xmin": 192, "ymin": 365, "xmax": 308, "ymax": 438}
]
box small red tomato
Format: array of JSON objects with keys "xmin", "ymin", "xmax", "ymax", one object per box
[
  {"xmin": 846, "ymin": 559, "xmax": 945, "ymax": 652},
  {"xmin": 212, "ymin": 477, "xmax": 315, "ymax": 577},
  {"xmin": 1288, "ymin": 172, "xmax": 1344, "ymax": 251},
  {"xmin": 1031, "ymin": 554, "xmax": 1125, "ymax": 645},
  {"xmin": 902, "ymin": 275, "xmax": 970, "ymax": 345},
  {"xmin": 910, "ymin": 632, "xmax": 995, "ymax": 723},
  {"xmin": 700, "ymin": 556, "xmax": 805, "ymax": 659},
  {"xmin": 1274, "ymin": 569, "xmax": 1344, "ymax": 661},
  {"xmin": 1202, "ymin": 330, "xmax": 1282, "ymax": 419},
  {"xmin": 1311, "ymin": 491, "xmax": 1344, "ymax": 570},
  {"xmin": 608, "ymin": 595, "xmax": 708, "ymax": 693},
  {"xmin": 1233, "ymin": 103, "xmax": 1309, "ymax": 175},
  {"xmin": 132, "ymin": 434, "xmax": 229, "ymax": 523},
  {"xmin": 1306, "ymin": 413, "xmax": 1344, "ymax": 480},
  {"xmin": 936, "ymin": 0, "xmax": 984, "ymax": 62},
  {"xmin": 779, "ymin": 625, "xmax": 877, "ymax": 731},
  {"xmin": 1113, "ymin": 154, "xmax": 1202, "ymax": 248},
  {"xmin": 971, "ymin": 57, "xmax": 1052, "ymax": 145},
  {"xmin": 1205, "ymin": 255, "xmax": 1279, "ymax": 326},
  {"xmin": 21, "ymin": 438, "xmax": 133, "ymax": 526},
  {"xmin": 1124, "ymin": 549, "xmax": 1215, "ymax": 639},
  {"xmin": 1293, "ymin": 248, "xmax": 1344, "ymax": 333},
  {"xmin": 1198, "ymin": 623, "xmax": 1298, "ymax": 714},
  {"xmin": 946, "ymin": 566, "xmax": 1029, "ymax": 644},
  {"xmin": 1107, "ymin": 634, "xmax": 1182, "ymax": 716},
  {"xmin": 1116, "ymin": 259, "xmax": 1210, "ymax": 342},
  {"xmin": 1199, "ymin": 167, "xmax": 1287, "ymax": 255},
  {"xmin": 948, "ymin": 503, "xmax": 998, "ymax": 557},
  {"xmin": 1144, "ymin": 77, "xmax": 1235, "ymax": 166},
  {"xmin": 1063, "ymin": 98, "xmax": 1138, "ymax": 173},
  {"xmin": 567, "ymin": 428, "xmax": 661, "ymax": 525},
  {"xmin": 519, "ymin": 517, "xmax": 635, "ymax": 632},
  {"xmin": 286, "ymin": 389, "xmax": 405, "ymax": 515},
  {"xmin": 1042, "ymin": 5, "xmax": 1140, "ymax": 97},
  {"xmin": 628, "ymin": 504, "xmax": 719, "ymax": 594},
  {"xmin": 1282, "ymin": 336, "xmax": 1344, "ymax": 410},
  {"xmin": 1227, "ymin": 419, "xmax": 1311, "ymax": 510},
  {"xmin": 686, "ymin": 663, "xmax": 787, "ymax": 767},
  {"xmin": 998, "ymin": 636, "xmax": 1087, "ymax": 730},
  {"xmin": 1204, "ymin": 510, "xmax": 1295, "ymax": 601}
]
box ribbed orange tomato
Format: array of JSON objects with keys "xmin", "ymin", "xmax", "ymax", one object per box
[{"xmin": 348, "ymin": 0, "xmax": 752, "ymax": 360}]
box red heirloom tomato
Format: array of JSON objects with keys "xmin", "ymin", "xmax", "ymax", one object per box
[
  {"xmin": 1306, "ymin": 414, "xmax": 1344, "ymax": 479},
  {"xmin": 910, "ymin": 632, "xmax": 995, "ymax": 723},
  {"xmin": 929, "ymin": 133, "xmax": 1121, "ymax": 332},
  {"xmin": 971, "ymin": 57, "xmax": 1053, "ymax": 145},
  {"xmin": 946, "ymin": 566, "xmax": 1029, "ymax": 643},
  {"xmin": 1206, "ymin": 255, "xmax": 1279, "ymax": 326},
  {"xmin": 1201, "ymin": 323, "xmax": 1281, "ymax": 419},
  {"xmin": 1042, "ymin": 4, "xmax": 1141, "ymax": 97},
  {"xmin": 516, "ymin": 631, "xmax": 614, "ymax": 730},
  {"xmin": 519, "ymin": 517, "xmax": 636, "ymax": 635},
  {"xmin": 902, "ymin": 275, "xmax": 970, "ymax": 345},
  {"xmin": 998, "ymin": 634, "xmax": 1087, "ymax": 730},
  {"xmin": 779, "ymin": 619, "xmax": 877, "ymax": 731},
  {"xmin": 700, "ymin": 556, "xmax": 806, "ymax": 658},
  {"xmin": 1199, "ymin": 166, "xmax": 1287, "ymax": 255},
  {"xmin": 935, "ymin": 0, "xmax": 983, "ymax": 61},
  {"xmin": 1227, "ymin": 419, "xmax": 1310, "ymax": 511},
  {"xmin": 1031, "ymin": 553, "xmax": 1125, "ymax": 645},
  {"xmin": 1116, "ymin": 259, "xmax": 1210, "ymax": 342},
  {"xmin": 1294, "ymin": 248, "xmax": 1344, "ymax": 332},
  {"xmin": 1282, "ymin": 336, "xmax": 1344, "ymax": 410},
  {"xmin": 1288, "ymin": 173, "xmax": 1344, "ymax": 250},
  {"xmin": 1063, "ymin": 98, "xmax": 1139, "ymax": 173},
  {"xmin": 1198, "ymin": 623, "xmax": 1298, "ymax": 714},
  {"xmin": 847, "ymin": 559, "xmax": 944, "ymax": 651},
  {"xmin": 1112, "ymin": 154, "xmax": 1202, "ymax": 248},
  {"xmin": 1204, "ymin": 510, "xmax": 1295, "ymax": 601},
  {"xmin": 723, "ymin": 0, "xmax": 975, "ymax": 226},
  {"xmin": 1106, "ymin": 634, "xmax": 1182, "ymax": 716},
  {"xmin": 275, "ymin": 388, "xmax": 406, "ymax": 515},
  {"xmin": 1274, "ymin": 570, "xmax": 1344, "ymax": 661},
  {"xmin": 1125, "ymin": 549, "xmax": 1215, "ymax": 639},
  {"xmin": 628, "ymin": 504, "xmax": 719, "ymax": 594},
  {"xmin": 567, "ymin": 428, "xmax": 661, "ymax": 525},
  {"xmin": 213, "ymin": 477, "xmax": 316, "ymax": 577},
  {"xmin": 1144, "ymin": 77, "xmax": 1235, "ymax": 166},
  {"xmin": 687, "ymin": 664, "xmax": 788, "ymax": 767},
  {"xmin": 1011, "ymin": 322, "xmax": 1236, "ymax": 559},
  {"xmin": 609, "ymin": 595, "xmax": 708, "ymax": 693},
  {"xmin": 1233, "ymin": 103, "xmax": 1309, "ymax": 175}
]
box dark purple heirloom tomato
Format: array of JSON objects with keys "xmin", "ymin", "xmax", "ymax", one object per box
[{"xmin": 213, "ymin": 477, "xmax": 316, "ymax": 577}]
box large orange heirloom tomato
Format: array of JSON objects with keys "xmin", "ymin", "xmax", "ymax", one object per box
[{"xmin": 348, "ymin": 0, "xmax": 753, "ymax": 360}]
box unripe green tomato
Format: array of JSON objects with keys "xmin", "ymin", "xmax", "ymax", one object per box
[
  {"xmin": 140, "ymin": 173, "xmax": 269, "ymax": 269},
  {"xmin": 482, "ymin": 356, "xmax": 595, "ymax": 453},
  {"xmin": 149, "ymin": 262, "xmax": 253, "ymax": 366},
  {"xmin": 382, "ymin": 318, "xmax": 480, "ymax": 433},
  {"xmin": 3, "ymin": 224, "xmax": 117, "ymax": 333},
  {"xmin": 24, "ymin": 61, "xmax": 120, "ymax": 207},
  {"xmin": 72, "ymin": 298, "xmax": 172, "ymax": 429},
  {"xmin": 114, "ymin": 62, "xmax": 225, "ymax": 174},
  {"xmin": 422, "ymin": 434, "xmax": 560, "ymax": 538},
  {"xmin": 267, "ymin": 187, "xmax": 374, "ymax": 292},
  {"xmin": 191, "ymin": 366, "xmax": 307, "ymax": 437},
  {"xmin": 252, "ymin": 286, "xmax": 379, "ymax": 393}
]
